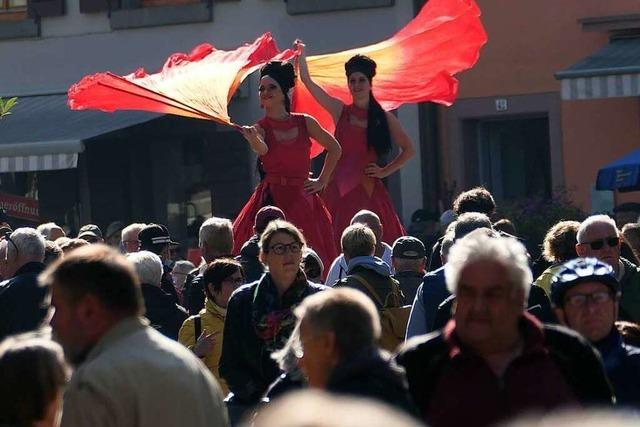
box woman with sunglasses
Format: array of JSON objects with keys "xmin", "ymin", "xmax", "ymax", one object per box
[
  {"xmin": 220, "ymin": 220, "xmax": 326, "ymax": 422},
  {"xmin": 178, "ymin": 258, "xmax": 245, "ymax": 396},
  {"xmin": 233, "ymin": 61, "xmax": 341, "ymax": 271}
]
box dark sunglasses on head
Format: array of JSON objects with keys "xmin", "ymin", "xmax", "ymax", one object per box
[{"xmin": 581, "ymin": 236, "xmax": 620, "ymax": 251}]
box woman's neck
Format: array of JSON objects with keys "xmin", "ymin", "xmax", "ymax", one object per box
[
  {"xmin": 270, "ymin": 272, "xmax": 297, "ymax": 297},
  {"xmin": 265, "ymin": 106, "xmax": 289, "ymax": 120},
  {"xmin": 353, "ymin": 96, "xmax": 370, "ymax": 110}
]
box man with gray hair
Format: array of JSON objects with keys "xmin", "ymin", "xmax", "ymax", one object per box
[
  {"xmin": 184, "ymin": 217, "xmax": 234, "ymax": 315},
  {"xmin": 128, "ymin": 251, "xmax": 187, "ymax": 340},
  {"xmin": 121, "ymin": 222, "xmax": 146, "ymax": 253},
  {"xmin": 575, "ymin": 214, "xmax": 640, "ymax": 322},
  {"xmin": 406, "ymin": 212, "xmax": 494, "ymax": 338},
  {"xmin": 36, "ymin": 222, "xmax": 66, "ymax": 242},
  {"xmin": 397, "ymin": 232, "xmax": 614, "ymax": 427},
  {"xmin": 294, "ymin": 287, "xmax": 414, "ymax": 414},
  {"xmin": 0, "ymin": 228, "xmax": 47, "ymax": 340},
  {"xmin": 325, "ymin": 210, "xmax": 393, "ymax": 286}
]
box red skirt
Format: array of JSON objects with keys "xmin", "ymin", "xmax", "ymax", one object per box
[
  {"xmin": 322, "ymin": 178, "xmax": 405, "ymax": 248},
  {"xmin": 233, "ymin": 178, "xmax": 338, "ymax": 273}
]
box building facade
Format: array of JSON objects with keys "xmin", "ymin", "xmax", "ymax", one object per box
[{"xmin": 0, "ymin": 0, "xmax": 427, "ymax": 245}]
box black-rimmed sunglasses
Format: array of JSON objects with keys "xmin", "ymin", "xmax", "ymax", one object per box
[{"xmin": 581, "ymin": 237, "xmax": 620, "ymax": 251}]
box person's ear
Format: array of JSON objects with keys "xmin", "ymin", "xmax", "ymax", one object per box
[
  {"xmin": 77, "ymin": 294, "xmax": 104, "ymax": 330},
  {"xmin": 576, "ymin": 243, "xmax": 587, "ymax": 257}
]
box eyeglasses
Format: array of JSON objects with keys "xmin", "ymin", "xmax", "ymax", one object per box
[
  {"xmin": 580, "ymin": 236, "xmax": 619, "ymax": 251},
  {"xmin": 564, "ymin": 291, "xmax": 615, "ymax": 308},
  {"xmin": 222, "ymin": 277, "xmax": 244, "ymax": 287},
  {"xmin": 3, "ymin": 234, "xmax": 18, "ymax": 261},
  {"xmin": 268, "ymin": 242, "xmax": 302, "ymax": 255}
]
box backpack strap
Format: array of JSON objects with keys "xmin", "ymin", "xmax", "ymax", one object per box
[
  {"xmin": 193, "ymin": 315, "xmax": 202, "ymax": 340},
  {"xmin": 350, "ymin": 274, "xmax": 385, "ymax": 307}
]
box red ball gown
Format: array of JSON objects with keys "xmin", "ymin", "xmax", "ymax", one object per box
[
  {"xmin": 321, "ymin": 104, "xmax": 405, "ymax": 246},
  {"xmin": 233, "ymin": 114, "xmax": 338, "ymax": 269}
]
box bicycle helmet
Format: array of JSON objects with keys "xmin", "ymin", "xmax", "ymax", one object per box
[{"xmin": 550, "ymin": 257, "xmax": 619, "ymax": 307}]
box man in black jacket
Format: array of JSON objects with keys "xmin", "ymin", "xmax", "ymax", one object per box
[
  {"xmin": 127, "ymin": 250, "xmax": 187, "ymax": 340},
  {"xmin": 0, "ymin": 228, "xmax": 47, "ymax": 340},
  {"xmin": 183, "ymin": 217, "xmax": 234, "ymax": 315},
  {"xmin": 296, "ymin": 287, "xmax": 415, "ymax": 415},
  {"xmin": 138, "ymin": 224, "xmax": 180, "ymax": 306}
]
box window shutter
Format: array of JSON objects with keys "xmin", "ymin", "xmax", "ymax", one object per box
[
  {"xmin": 79, "ymin": 0, "xmax": 111, "ymax": 12},
  {"xmin": 28, "ymin": 0, "xmax": 64, "ymax": 16}
]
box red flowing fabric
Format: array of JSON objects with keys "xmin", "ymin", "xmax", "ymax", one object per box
[
  {"xmin": 293, "ymin": 0, "xmax": 487, "ymax": 156},
  {"xmin": 67, "ymin": 33, "xmax": 296, "ymax": 126}
]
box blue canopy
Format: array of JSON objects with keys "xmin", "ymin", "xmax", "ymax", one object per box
[{"xmin": 596, "ymin": 149, "xmax": 640, "ymax": 192}]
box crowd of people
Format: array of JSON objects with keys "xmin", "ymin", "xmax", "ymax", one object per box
[
  {"xmin": 1, "ymin": 184, "xmax": 640, "ymax": 426},
  {"xmin": 1, "ymin": 54, "xmax": 640, "ymax": 427}
]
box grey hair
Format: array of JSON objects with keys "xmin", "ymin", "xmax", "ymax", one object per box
[
  {"xmin": 440, "ymin": 231, "xmax": 455, "ymax": 260},
  {"xmin": 127, "ymin": 251, "xmax": 163, "ymax": 286},
  {"xmin": 172, "ymin": 260, "xmax": 195, "ymax": 275},
  {"xmin": 294, "ymin": 288, "xmax": 380, "ymax": 358},
  {"xmin": 121, "ymin": 223, "xmax": 146, "ymax": 240},
  {"xmin": 7, "ymin": 228, "xmax": 45, "ymax": 262},
  {"xmin": 35, "ymin": 223, "xmax": 63, "ymax": 241},
  {"xmin": 271, "ymin": 323, "xmax": 304, "ymax": 377},
  {"xmin": 445, "ymin": 232, "xmax": 532, "ymax": 299},
  {"xmin": 199, "ymin": 217, "xmax": 233, "ymax": 255},
  {"xmin": 453, "ymin": 212, "xmax": 493, "ymax": 240},
  {"xmin": 577, "ymin": 215, "xmax": 618, "ymax": 244}
]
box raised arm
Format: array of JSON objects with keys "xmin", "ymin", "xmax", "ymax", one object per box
[
  {"xmin": 303, "ymin": 115, "xmax": 342, "ymax": 194},
  {"xmin": 297, "ymin": 45, "xmax": 344, "ymax": 124},
  {"xmin": 239, "ymin": 124, "xmax": 268, "ymax": 156},
  {"xmin": 365, "ymin": 112, "xmax": 416, "ymax": 179}
]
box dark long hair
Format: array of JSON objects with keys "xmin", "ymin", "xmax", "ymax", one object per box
[
  {"xmin": 366, "ymin": 92, "xmax": 391, "ymax": 157},
  {"xmin": 345, "ymin": 55, "xmax": 392, "ymax": 157}
]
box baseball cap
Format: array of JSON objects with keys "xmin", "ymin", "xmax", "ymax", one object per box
[
  {"xmin": 138, "ymin": 224, "xmax": 179, "ymax": 251},
  {"xmin": 392, "ymin": 236, "xmax": 426, "ymax": 259},
  {"xmin": 78, "ymin": 224, "xmax": 103, "ymax": 241},
  {"xmin": 254, "ymin": 206, "xmax": 286, "ymax": 234},
  {"xmin": 550, "ymin": 257, "xmax": 620, "ymax": 307}
]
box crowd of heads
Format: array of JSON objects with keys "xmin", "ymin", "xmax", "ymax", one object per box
[{"xmin": 1, "ymin": 182, "xmax": 640, "ymax": 426}]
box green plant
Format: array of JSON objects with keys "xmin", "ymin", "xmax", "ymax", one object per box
[
  {"xmin": 0, "ymin": 97, "xmax": 17, "ymax": 119},
  {"xmin": 496, "ymin": 189, "xmax": 586, "ymax": 259}
]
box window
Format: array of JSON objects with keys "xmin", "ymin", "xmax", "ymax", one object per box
[
  {"xmin": 286, "ymin": 0, "xmax": 394, "ymax": 15},
  {"xmin": 0, "ymin": 0, "xmax": 27, "ymax": 12}
]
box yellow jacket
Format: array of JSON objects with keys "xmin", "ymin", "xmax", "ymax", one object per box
[{"xmin": 178, "ymin": 298, "xmax": 229, "ymax": 395}]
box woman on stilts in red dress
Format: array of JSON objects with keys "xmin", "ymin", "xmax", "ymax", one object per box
[
  {"xmin": 299, "ymin": 51, "xmax": 415, "ymax": 247},
  {"xmin": 233, "ymin": 61, "xmax": 341, "ymax": 270}
]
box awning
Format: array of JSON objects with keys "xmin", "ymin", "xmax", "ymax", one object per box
[
  {"xmin": 596, "ymin": 148, "xmax": 640, "ymax": 192},
  {"xmin": 555, "ymin": 38, "xmax": 640, "ymax": 100},
  {"xmin": 0, "ymin": 94, "xmax": 161, "ymax": 172}
]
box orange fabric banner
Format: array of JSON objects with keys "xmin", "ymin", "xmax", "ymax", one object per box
[
  {"xmin": 293, "ymin": 0, "xmax": 487, "ymax": 156},
  {"xmin": 68, "ymin": 33, "xmax": 296, "ymax": 126}
]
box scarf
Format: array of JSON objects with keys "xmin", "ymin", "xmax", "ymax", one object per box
[{"xmin": 252, "ymin": 269, "xmax": 308, "ymax": 352}]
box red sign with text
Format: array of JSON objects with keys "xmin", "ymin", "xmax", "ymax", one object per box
[{"xmin": 0, "ymin": 192, "xmax": 39, "ymax": 222}]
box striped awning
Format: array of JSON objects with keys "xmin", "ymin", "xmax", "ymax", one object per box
[
  {"xmin": 0, "ymin": 153, "xmax": 78, "ymax": 173},
  {"xmin": 0, "ymin": 93, "xmax": 160, "ymax": 172},
  {"xmin": 556, "ymin": 38, "xmax": 640, "ymax": 100}
]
